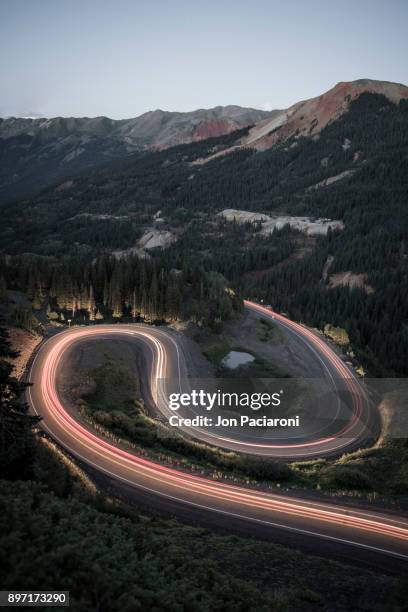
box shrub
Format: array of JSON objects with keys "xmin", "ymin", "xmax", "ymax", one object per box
[{"xmin": 321, "ymin": 466, "xmax": 373, "ymax": 491}]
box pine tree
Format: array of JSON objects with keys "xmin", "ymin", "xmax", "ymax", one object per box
[
  {"xmin": 0, "ymin": 322, "xmax": 40, "ymax": 480},
  {"xmin": 87, "ymin": 285, "xmax": 96, "ymax": 321}
]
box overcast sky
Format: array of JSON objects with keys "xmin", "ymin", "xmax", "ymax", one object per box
[{"xmin": 1, "ymin": 0, "xmax": 407, "ymax": 119}]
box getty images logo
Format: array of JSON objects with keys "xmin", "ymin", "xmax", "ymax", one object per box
[{"xmin": 168, "ymin": 389, "xmax": 282, "ymax": 411}]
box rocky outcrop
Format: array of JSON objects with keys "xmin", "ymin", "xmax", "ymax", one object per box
[{"xmin": 218, "ymin": 209, "xmax": 344, "ymax": 236}]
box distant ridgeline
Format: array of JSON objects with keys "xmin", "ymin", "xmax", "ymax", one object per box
[{"xmin": 1, "ymin": 92, "xmax": 408, "ymax": 374}]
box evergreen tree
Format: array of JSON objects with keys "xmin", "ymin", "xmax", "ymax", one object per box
[{"xmin": 0, "ymin": 322, "xmax": 39, "ymax": 480}]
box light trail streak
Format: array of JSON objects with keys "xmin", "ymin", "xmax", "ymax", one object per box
[{"xmin": 26, "ymin": 307, "xmax": 408, "ymax": 560}]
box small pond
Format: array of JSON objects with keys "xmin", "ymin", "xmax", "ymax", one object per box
[{"xmin": 222, "ymin": 351, "xmax": 255, "ymax": 369}]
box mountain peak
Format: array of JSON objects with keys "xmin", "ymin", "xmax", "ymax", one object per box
[
  {"xmin": 242, "ymin": 78, "xmax": 408, "ymax": 150},
  {"xmin": 337, "ymin": 77, "xmax": 407, "ymax": 88},
  {"xmin": 330, "ymin": 78, "xmax": 408, "ymax": 102}
]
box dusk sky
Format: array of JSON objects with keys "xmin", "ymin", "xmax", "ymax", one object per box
[{"xmin": 1, "ymin": 0, "xmax": 407, "ymax": 119}]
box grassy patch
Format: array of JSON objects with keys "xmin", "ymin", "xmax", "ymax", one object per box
[
  {"xmin": 236, "ymin": 355, "xmax": 290, "ymax": 378},
  {"xmin": 291, "ymin": 440, "xmax": 408, "ymax": 498},
  {"xmin": 84, "ymin": 358, "xmax": 142, "ymax": 415},
  {"xmin": 202, "ymin": 335, "xmax": 290, "ymax": 378},
  {"xmin": 31, "ymin": 434, "xmax": 96, "ymax": 502},
  {"xmin": 202, "ymin": 338, "xmax": 231, "ymax": 367},
  {"xmin": 257, "ymin": 317, "xmax": 282, "ymax": 343}
]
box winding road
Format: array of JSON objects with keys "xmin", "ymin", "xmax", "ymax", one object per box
[{"xmin": 27, "ymin": 301, "xmax": 408, "ymax": 563}]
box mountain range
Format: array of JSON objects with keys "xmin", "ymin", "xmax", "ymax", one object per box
[
  {"xmin": 2, "ymin": 76, "xmax": 408, "ymax": 375},
  {"xmin": 1, "ymin": 78, "xmax": 407, "ymax": 204},
  {"xmin": 0, "ymin": 106, "xmax": 274, "ymax": 203}
]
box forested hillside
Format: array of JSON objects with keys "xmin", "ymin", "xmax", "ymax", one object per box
[
  {"xmin": 1, "ymin": 93, "xmax": 408, "ymax": 373},
  {"xmin": 0, "ymin": 254, "xmax": 241, "ymax": 331}
]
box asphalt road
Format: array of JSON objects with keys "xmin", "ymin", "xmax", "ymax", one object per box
[
  {"xmin": 26, "ymin": 302, "xmax": 408, "ymax": 564},
  {"xmin": 133, "ymin": 300, "xmax": 376, "ymax": 459}
]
